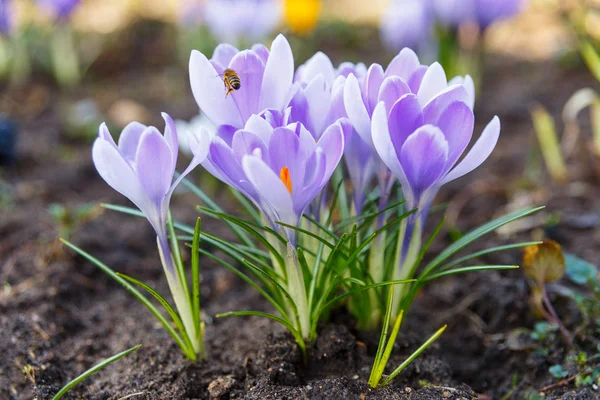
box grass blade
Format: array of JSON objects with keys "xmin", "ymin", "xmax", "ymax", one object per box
[
  {"xmin": 61, "ymin": 239, "xmax": 193, "ymax": 359},
  {"xmin": 422, "ymin": 265, "xmax": 519, "ymax": 282},
  {"xmin": 191, "ymin": 218, "xmax": 202, "ymax": 344},
  {"xmin": 438, "ymin": 241, "xmax": 541, "ymax": 271},
  {"xmin": 52, "ymin": 344, "xmax": 142, "ymax": 400},
  {"xmin": 421, "ymin": 206, "xmax": 544, "ymax": 277},
  {"xmin": 381, "ymin": 325, "xmax": 447, "ymax": 386},
  {"xmin": 217, "ymin": 311, "xmax": 306, "ymax": 356}
]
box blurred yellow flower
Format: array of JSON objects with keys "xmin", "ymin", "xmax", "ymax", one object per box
[
  {"xmin": 284, "ymin": 0, "xmax": 321, "ymax": 35},
  {"xmin": 522, "ymin": 239, "xmax": 566, "ymax": 284}
]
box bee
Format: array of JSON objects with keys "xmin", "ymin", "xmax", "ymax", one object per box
[{"xmin": 221, "ymin": 68, "xmax": 241, "ymax": 98}]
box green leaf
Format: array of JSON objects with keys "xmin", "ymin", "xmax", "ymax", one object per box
[
  {"xmin": 549, "ymin": 364, "xmax": 569, "ymax": 379},
  {"xmin": 167, "ymin": 211, "xmax": 191, "ymax": 308},
  {"xmin": 199, "ymin": 249, "xmax": 286, "ymax": 315},
  {"xmin": 179, "ymin": 176, "xmax": 254, "ymax": 247},
  {"xmin": 381, "ymin": 324, "xmax": 447, "ymax": 386},
  {"xmin": 421, "ymin": 206, "xmax": 544, "ymax": 277},
  {"xmin": 217, "ymin": 311, "xmax": 306, "ymax": 357},
  {"xmin": 52, "ymin": 344, "xmax": 142, "ymax": 400},
  {"xmin": 369, "ymin": 286, "xmax": 397, "ymax": 387},
  {"xmin": 116, "ymin": 272, "xmax": 195, "ymax": 354},
  {"xmin": 319, "ymin": 279, "xmax": 416, "ymax": 314},
  {"xmin": 60, "ymin": 239, "xmax": 194, "ymax": 360},
  {"xmin": 564, "ymin": 253, "xmax": 598, "ymax": 285},
  {"xmin": 191, "ymin": 218, "xmax": 202, "ymax": 347},
  {"xmin": 422, "ymin": 265, "xmax": 519, "ymax": 282},
  {"xmin": 439, "ymin": 242, "xmax": 542, "ymax": 272},
  {"xmin": 276, "ymin": 221, "xmax": 336, "ymax": 250}
]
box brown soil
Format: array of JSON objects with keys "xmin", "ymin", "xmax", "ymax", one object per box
[{"xmin": 1, "ymin": 24, "xmax": 599, "ymax": 400}]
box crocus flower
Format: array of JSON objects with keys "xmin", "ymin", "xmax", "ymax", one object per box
[
  {"xmin": 344, "ymin": 49, "xmax": 476, "ymax": 214},
  {"xmin": 370, "ymin": 79, "xmax": 500, "ymax": 219},
  {"xmin": 202, "ymin": 110, "xmax": 349, "ymax": 243},
  {"xmin": 92, "ymin": 113, "xmax": 209, "ymax": 246},
  {"xmin": 380, "ymin": 0, "xmax": 435, "ymax": 54},
  {"xmin": 190, "ymin": 34, "xmax": 294, "ymax": 130},
  {"xmin": 0, "ymin": 0, "xmax": 12, "ymax": 36},
  {"xmin": 202, "ymin": 0, "xmax": 282, "ymax": 44},
  {"xmin": 432, "ymin": 0, "xmax": 527, "ymax": 29},
  {"xmin": 37, "ymin": 0, "xmax": 81, "ymax": 20}
]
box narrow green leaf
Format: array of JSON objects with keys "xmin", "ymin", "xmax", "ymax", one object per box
[
  {"xmin": 179, "ymin": 176, "xmax": 254, "ymax": 247},
  {"xmin": 423, "ymin": 265, "xmax": 519, "ymax": 282},
  {"xmin": 336, "ymin": 199, "xmax": 406, "ymax": 231},
  {"xmin": 61, "ymin": 240, "xmax": 193, "ymax": 359},
  {"xmin": 191, "ymin": 218, "xmax": 202, "ymax": 344},
  {"xmin": 276, "ymin": 221, "xmax": 336, "ymax": 250},
  {"xmin": 381, "ymin": 325, "xmax": 447, "ymax": 386},
  {"xmin": 217, "ymin": 311, "xmax": 306, "ymax": 356},
  {"xmin": 51, "ymin": 344, "xmax": 142, "ymax": 400},
  {"xmin": 370, "ymin": 310, "xmax": 405, "ymax": 388},
  {"xmin": 116, "ymin": 272, "xmax": 194, "ymax": 354},
  {"xmin": 301, "ymin": 214, "xmax": 338, "ymax": 240},
  {"xmin": 167, "ymin": 212, "xmax": 191, "ymax": 307},
  {"xmin": 371, "ymin": 283, "xmax": 396, "ymax": 382},
  {"xmin": 228, "ymin": 186, "xmax": 261, "ymax": 222},
  {"xmin": 421, "ymin": 206, "xmax": 544, "ymax": 277},
  {"xmin": 439, "ymin": 241, "xmax": 541, "ymax": 271},
  {"xmin": 319, "ymin": 279, "xmax": 416, "ymax": 314},
  {"xmin": 198, "ymin": 206, "xmax": 285, "ymax": 267},
  {"xmin": 199, "ymin": 250, "xmax": 287, "ymax": 319}
]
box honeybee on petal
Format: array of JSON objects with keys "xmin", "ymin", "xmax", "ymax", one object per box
[{"xmin": 220, "ymin": 68, "xmax": 241, "ymax": 98}]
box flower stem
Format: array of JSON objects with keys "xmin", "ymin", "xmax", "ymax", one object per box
[
  {"xmin": 157, "ymin": 236, "xmax": 203, "ymax": 359},
  {"xmin": 540, "ymin": 282, "xmax": 572, "ymax": 347},
  {"xmin": 285, "ymin": 243, "xmax": 310, "ymax": 340}
]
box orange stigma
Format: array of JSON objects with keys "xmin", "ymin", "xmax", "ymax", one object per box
[{"xmin": 280, "ymin": 167, "xmax": 292, "ymax": 194}]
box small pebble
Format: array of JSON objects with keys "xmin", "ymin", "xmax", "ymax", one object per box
[
  {"xmin": 442, "ymin": 391, "xmax": 451, "ymax": 397},
  {"xmin": 208, "ymin": 375, "xmax": 235, "ymax": 399}
]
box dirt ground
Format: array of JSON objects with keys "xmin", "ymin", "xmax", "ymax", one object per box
[{"xmin": 1, "ymin": 24, "xmax": 599, "ymax": 400}]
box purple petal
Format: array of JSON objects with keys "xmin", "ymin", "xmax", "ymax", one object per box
[
  {"xmin": 364, "ymin": 63, "xmax": 385, "ymax": 115},
  {"xmin": 385, "ymin": 47, "xmax": 421, "ymax": 80},
  {"xmin": 298, "ymin": 51, "xmax": 335, "ymax": 86},
  {"xmin": 400, "ymin": 125, "xmax": 449, "ymax": 197},
  {"xmin": 189, "ymin": 50, "xmax": 244, "ymax": 128},
  {"xmin": 232, "ymin": 130, "xmax": 269, "ymax": 165},
  {"xmin": 435, "ymin": 101, "xmax": 474, "ymax": 170},
  {"xmin": 378, "ymin": 76, "xmax": 411, "ymax": 114},
  {"xmin": 208, "ymin": 138, "xmax": 257, "ymax": 199},
  {"xmin": 212, "ymin": 43, "xmax": 239, "ymax": 69},
  {"xmin": 439, "ymin": 116, "xmax": 501, "ymax": 185},
  {"xmin": 215, "ymin": 124, "xmax": 238, "ymax": 147},
  {"xmin": 135, "ymin": 128, "xmax": 174, "ymax": 205},
  {"xmin": 259, "ymin": 34, "xmax": 294, "ymax": 112},
  {"xmin": 244, "ymin": 114, "xmax": 275, "ymax": 143},
  {"xmin": 317, "ymin": 119, "xmax": 347, "ymax": 180},
  {"xmin": 388, "ymin": 94, "xmax": 424, "ymax": 157},
  {"xmin": 251, "ymin": 44, "xmax": 270, "ymax": 64},
  {"xmin": 228, "ymin": 50, "xmax": 266, "ymax": 122},
  {"xmin": 161, "ymin": 113, "xmax": 179, "ymax": 169},
  {"xmin": 269, "ymin": 127, "xmax": 304, "ymax": 193},
  {"xmin": 407, "ymin": 65, "xmax": 428, "ymax": 93},
  {"xmin": 242, "ymin": 155, "xmax": 298, "ymax": 227},
  {"xmin": 344, "ymin": 73, "xmax": 373, "ymax": 147},
  {"xmin": 448, "ymin": 75, "xmax": 475, "ymax": 109},
  {"xmin": 92, "ymin": 138, "xmax": 146, "ymax": 210},
  {"xmin": 303, "ymin": 74, "xmax": 330, "ymax": 136},
  {"xmin": 422, "ymin": 84, "xmax": 470, "ymax": 124},
  {"xmin": 117, "ymin": 122, "xmax": 147, "ymax": 163},
  {"xmin": 417, "ymin": 62, "xmax": 447, "ymax": 107}
]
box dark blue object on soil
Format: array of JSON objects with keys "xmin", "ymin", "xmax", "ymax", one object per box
[{"xmin": 0, "ymin": 117, "xmax": 17, "ymax": 165}]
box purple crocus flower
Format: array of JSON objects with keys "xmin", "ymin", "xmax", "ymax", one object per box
[
  {"xmin": 202, "ymin": 110, "xmax": 350, "ymax": 243},
  {"xmin": 380, "ymin": 0, "xmax": 435, "ymax": 54},
  {"xmin": 92, "ymin": 113, "xmax": 209, "ymax": 248},
  {"xmin": 190, "ymin": 34, "xmax": 294, "ymax": 130},
  {"xmin": 37, "ymin": 0, "xmax": 81, "ymax": 20},
  {"xmin": 433, "ymin": 0, "xmax": 527, "ymax": 29},
  {"xmin": 370, "ymin": 82, "xmax": 500, "ymax": 220},
  {"xmin": 0, "ymin": 0, "xmax": 12, "ymax": 36},
  {"xmin": 344, "ymin": 48, "xmax": 475, "ymax": 214},
  {"xmin": 202, "ymin": 0, "xmax": 282, "ymax": 44}
]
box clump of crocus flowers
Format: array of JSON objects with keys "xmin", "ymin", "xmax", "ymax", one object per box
[{"xmin": 65, "ymin": 33, "xmax": 542, "ymax": 387}]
